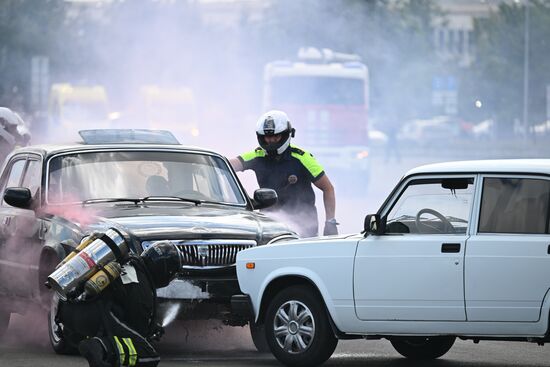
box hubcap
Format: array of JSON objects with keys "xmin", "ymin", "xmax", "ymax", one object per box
[{"xmin": 273, "ymin": 300, "xmax": 315, "ymax": 354}]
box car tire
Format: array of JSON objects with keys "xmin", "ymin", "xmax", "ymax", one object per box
[
  {"xmin": 249, "ymin": 322, "xmax": 270, "ymax": 353},
  {"xmin": 265, "ymin": 285, "xmax": 337, "ymax": 367},
  {"xmin": 0, "ymin": 309, "xmax": 11, "ymax": 339},
  {"xmin": 48, "ymin": 293, "xmax": 78, "ymax": 355},
  {"xmin": 390, "ymin": 336, "xmax": 455, "ymax": 360}
]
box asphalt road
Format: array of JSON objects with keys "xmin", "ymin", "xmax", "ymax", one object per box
[{"xmin": 2, "ymin": 314, "xmax": 550, "ymax": 367}]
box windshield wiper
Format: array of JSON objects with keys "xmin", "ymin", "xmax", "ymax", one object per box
[
  {"xmin": 82, "ymin": 196, "xmax": 218, "ymax": 207},
  {"xmin": 82, "ymin": 198, "xmax": 141, "ymax": 206},
  {"xmin": 140, "ymin": 196, "xmax": 202, "ymax": 206}
]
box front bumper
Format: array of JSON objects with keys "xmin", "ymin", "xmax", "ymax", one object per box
[
  {"xmin": 230, "ymin": 294, "xmax": 254, "ymax": 321},
  {"xmin": 157, "ymin": 277, "xmax": 240, "ymax": 301},
  {"xmin": 155, "ymin": 279, "xmax": 251, "ymax": 325}
]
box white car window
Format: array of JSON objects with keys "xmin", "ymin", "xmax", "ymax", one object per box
[{"xmin": 386, "ymin": 177, "xmax": 474, "ymax": 234}]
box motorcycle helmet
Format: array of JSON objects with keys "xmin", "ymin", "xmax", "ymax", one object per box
[
  {"xmin": 140, "ymin": 241, "xmax": 182, "ymax": 288},
  {"xmin": 256, "ymin": 110, "xmax": 295, "ymax": 156}
]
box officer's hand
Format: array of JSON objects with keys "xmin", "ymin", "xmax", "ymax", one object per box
[{"xmin": 323, "ymin": 219, "xmax": 339, "ymax": 236}]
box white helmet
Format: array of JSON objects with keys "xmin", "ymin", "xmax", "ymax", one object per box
[
  {"xmin": 0, "ymin": 107, "xmax": 23, "ymax": 127},
  {"xmin": 0, "ymin": 107, "xmax": 28, "ymax": 146},
  {"xmin": 255, "ymin": 110, "xmax": 295, "ymax": 156}
]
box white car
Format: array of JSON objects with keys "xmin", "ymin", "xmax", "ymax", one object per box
[{"xmin": 233, "ymin": 159, "xmax": 550, "ymax": 366}]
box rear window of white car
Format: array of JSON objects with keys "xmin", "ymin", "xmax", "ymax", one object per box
[{"xmin": 479, "ymin": 177, "xmax": 550, "ymax": 234}]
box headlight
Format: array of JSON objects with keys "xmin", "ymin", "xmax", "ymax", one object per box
[{"xmin": 141, "ymin": 240, "xmax": 175, "ymax": 251}]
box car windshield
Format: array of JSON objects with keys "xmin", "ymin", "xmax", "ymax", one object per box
[{"xmin": 47, "ymin": 150, "xmax": 246, "ymax": 205}]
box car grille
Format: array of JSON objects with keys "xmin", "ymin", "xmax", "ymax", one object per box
[{"xmin": 158, "ymin": 239, "xmax": 257, "ymax": 269}]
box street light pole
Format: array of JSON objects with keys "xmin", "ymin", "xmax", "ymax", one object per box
[{"xmin": 523, "ymin": 0, "xmax": 530, "ymax": 138}]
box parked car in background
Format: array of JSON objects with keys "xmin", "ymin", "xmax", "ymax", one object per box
[
  {"xmin": 530, "ymin": 120, "xmax": 550, "ymax": 136},
  {"xmin": 0, "ymin": 129, "xmax": 296, "ymax": 353},
  {"xmin": 398, "ymin": 115, "xmax": 471, "ymax": 146},
  {"xmin": 471, "ymin": 118, "xmax": 495, "ymax": 140},
  {"xmin": 234, "ymin": 159, "xmax": 550, "ymax": 366}
]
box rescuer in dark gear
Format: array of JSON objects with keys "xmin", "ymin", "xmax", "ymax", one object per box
[
  {"xmin": 51, "ymin": 239, "xmax": 182, "ymax": 367},
  {"xmin": 230, "ymin": 110, "xmax": 338, "ymax": 237}
]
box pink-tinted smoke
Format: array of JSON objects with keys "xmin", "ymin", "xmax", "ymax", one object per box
[{"xmin": 39, "ymin": 195, "xmax": 99, "ymax": 228}]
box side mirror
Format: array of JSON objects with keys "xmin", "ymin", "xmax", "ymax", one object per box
[
  {"xmin": 364, "ymin": 214, "xmax": 385, "ymax": 235},
  {"xmin": 4, "ymin": 187, "xmax": 32, "ymax": 209},
  {"xmin": 252, "ymin": 188, "xmax": 277, "ymax": 210}
]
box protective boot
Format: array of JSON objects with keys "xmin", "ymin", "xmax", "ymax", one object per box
[
  {"xmin": 78, "ymin": 337, "xmax": 115, "ymax": 367},
  {"xmin": 79, "ymin": 334, "xmax": 160, "ymax": 367}
]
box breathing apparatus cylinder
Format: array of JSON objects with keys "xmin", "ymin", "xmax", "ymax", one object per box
[
  {"xmin": 83, "ymin": 261, "xmax": 122, "ymax": 297},
  {"xmin": 47, "ymin": 228, "xmax": 129, "ymax": 299},
  {"xmin": 55, "ymin": 231, "xmax": 102, "ymax": 269}
]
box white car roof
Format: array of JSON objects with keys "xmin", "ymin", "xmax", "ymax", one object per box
[{"xmin": 406, "ymin": 159, "xmax": 550, "ymax": 177}]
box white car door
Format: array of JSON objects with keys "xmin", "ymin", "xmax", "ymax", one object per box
[
  {"xmin": 465, "ymin": 175, "xmax": 550, "ymax": 322},
  {"xmin": 354, "ymin": 176, "xmax": 476, "ymax": 321}
]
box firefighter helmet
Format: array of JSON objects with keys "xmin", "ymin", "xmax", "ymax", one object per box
[
  {"xmin": 140, "ymin": 241, "xmax": 182, "ymax": 288},
  {"xmin": 256, "ymin": 110, "xmax": 295, "ymax": 156}
]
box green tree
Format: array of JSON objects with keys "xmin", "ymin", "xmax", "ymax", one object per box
[
  {"xmin": 466, "ymin": 1, "xmax": 550, "ymax": 130},
  {"xmin": 0, "ymin": 0, "xmax": 66, "ymax": 111}
]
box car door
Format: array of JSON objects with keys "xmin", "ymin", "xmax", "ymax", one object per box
[
  {"xmin": 465, "ymin": 174, "xmax": 550, "ymax": 322},
  {"xmin": 0, "ymin": 154, "xmax": 43, "ymax": 297},
  {"xmin": 354, "ymin": 175, "xmax": 476, "ymax": 321},
  {"xmin": 0, "ymin": 155, "xmax": 28, "ymax": 295}
]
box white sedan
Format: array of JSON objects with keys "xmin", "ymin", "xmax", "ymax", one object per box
[{"xmin": 233, "ymin": 159, "xmax": 550, "ymax": 366}]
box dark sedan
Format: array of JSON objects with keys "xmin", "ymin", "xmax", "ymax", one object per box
[{"xmin": 0, "ymin": 130, "xmax": 296, "ymax": 353}]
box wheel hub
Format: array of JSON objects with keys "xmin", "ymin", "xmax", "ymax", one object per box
[
  {"xmin": 273, "ymin": 300, "xmax": 316, "ymax": 354},
  {"xmin": 288, "ymin": 321, "xmax": 299, "ymax": 334}
]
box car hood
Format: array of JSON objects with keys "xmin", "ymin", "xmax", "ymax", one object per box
[{"xmin": 84, "ymin": 204, "xmax": 291, "ymax": 243}]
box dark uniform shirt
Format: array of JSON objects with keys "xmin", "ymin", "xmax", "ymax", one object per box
[{"xmin": 238, "ymin": 145, "xmax": 325, "ymax": 237}]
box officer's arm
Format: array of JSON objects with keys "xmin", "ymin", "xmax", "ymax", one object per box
[
  {"xmin": 229, "ymin": 157, "xmax": 244, "ymax": 172},
  {"xmin": 313, "ymin": 175, "xmax": 336, "ymax": 221}
]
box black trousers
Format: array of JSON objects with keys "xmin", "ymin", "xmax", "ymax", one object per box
[
  {"xmin": 57, "ymin": 259, "xmax": 159, "ymax": 366},
  {"xmin": 93, "ymin": 307, "xmax": 160, "ymax": 367}
]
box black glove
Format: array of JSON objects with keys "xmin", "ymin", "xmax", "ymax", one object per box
[{"xmin": 323, "ymin": 219, "xmax": 339, "ymax": 236}]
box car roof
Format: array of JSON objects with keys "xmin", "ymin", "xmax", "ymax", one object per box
[
  {"xmin": 406, "ymin": 159, "xmax": 550, "ymax": 176},
  {"xmin": 12, "ymin": 143, "xmax": 223, "ymax": 158}
]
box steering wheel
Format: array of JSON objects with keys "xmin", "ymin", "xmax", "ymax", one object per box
[
  {"xmin": 173, "ymin": 190, "xmax": 210, "ymax": 201},
  {"xmin": 415, "ymin": 208, "xmax": 454, "ymax": 234}
]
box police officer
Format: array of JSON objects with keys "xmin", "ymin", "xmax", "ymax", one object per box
[{"xmin": 230, "ymin": 110, "xmax": 338, "ymax": 237}]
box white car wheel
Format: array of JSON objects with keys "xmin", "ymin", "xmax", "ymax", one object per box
[
  {"xmin": 273, "ymin": 300, "xmax": 315, "ymax": 354},
  {"xmin": 265, "ymin": 285, "xmax": 337, "ymax": 367}
]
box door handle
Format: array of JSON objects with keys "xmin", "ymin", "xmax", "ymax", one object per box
[
  {"xmin": 2, "ymin": 216, "xmax": 12, "ymax": 226},
  {"xmin": 441, "ymin": 243, "xmax": 461, "ymax": 253}
]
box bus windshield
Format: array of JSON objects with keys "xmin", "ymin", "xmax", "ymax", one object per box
[{"xmin": 270, "ymin": 76, "xmax": 365, "ymax": 106}]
